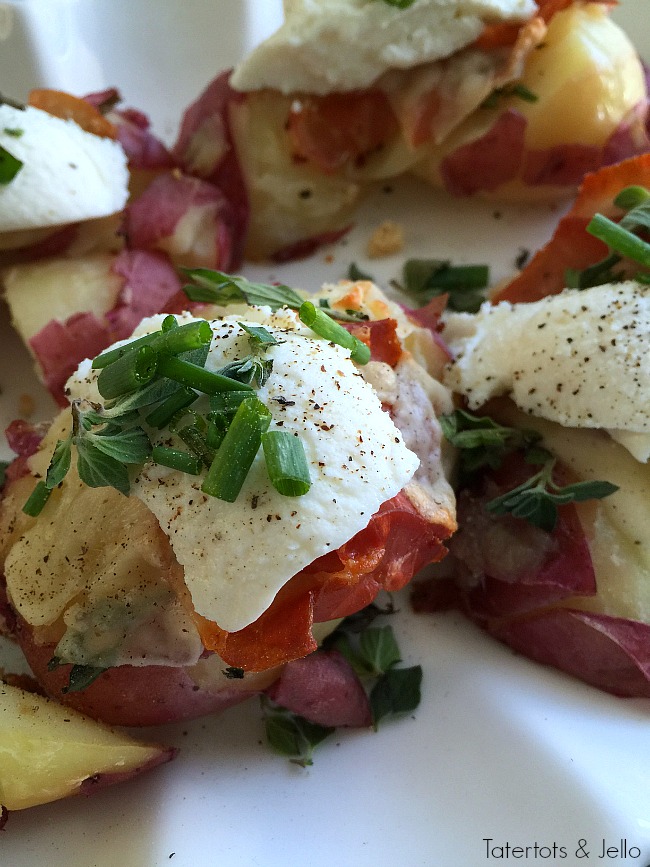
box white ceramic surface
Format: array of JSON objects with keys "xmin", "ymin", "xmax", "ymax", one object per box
[{"xmin": 1, "ymin": 2, "xmax": 650, "ymax": 866}]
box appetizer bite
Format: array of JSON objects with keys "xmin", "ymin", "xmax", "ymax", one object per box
[
  {"xmin": 0, "ymin": 92, "xmax": 129, "ymax": 254},
  {"xmin": 171, "ymin": 0, "xmax": 649, "ymax": 259},
  {"xmin": 0, "ymin": 277, "xmax": 456, "ymax": 728},
  {"xmin": 414, "ymin": 155, "xmax": 650, "ymax": 697}
]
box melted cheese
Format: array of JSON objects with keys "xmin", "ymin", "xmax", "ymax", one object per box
[
  {"xmin": 0, "ymin": 104, "xmax": 129, "ymax": 233},
  {"xmin": 230, "ymin": 0, "xmax": 537, "ymax": 95},
  {"xmin": 68, "ymin": 309, "xmax": 419, "ymax": 632},
  {"xmin": 442, "ymin": 282, "xmax": 650, "ymax": 455}
]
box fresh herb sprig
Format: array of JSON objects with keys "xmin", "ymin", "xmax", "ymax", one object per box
[
  {"xmin": 441, "ymin": 409, "xmax": 618, "ymax": 532},
  {"xmin": 183, "ymin": 269, "xmax": 371, "ymax": 359},
  {"xmin": 440, "ymin": 409, "xmax": 542, "ymax": 476},
  {"xmin": 485, "ymin": 459, "xmax": 619, "ymax": 533},
  {"xmin": 263, "ymin": 599, "xmax": 422, "ymax": 766}
]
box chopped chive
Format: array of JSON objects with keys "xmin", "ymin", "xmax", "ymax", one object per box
[
  {"xmin": 157, "ymin": 355, "xmax": 255, "ymax": 394},
  {"xmin": 177, "ymin": 424, "xmax": 215, "ymax": 468},
  {"xmin": 262, "ymin": 430, "xmax": 311, "ymax": 497},
  {"xmin": 161, "ymin": 314, "xmax": 178, "ymax": 332},
  {"xmin": 206, "ymin": 418, "xmax": 227, "ymax": 450},
  {"xmin": 23, "ymin": 481, "xmax": 52, "ymax": 516},
  {"xmin": 202, "ymin": 398, "xmax": 272, "ymax": 502},
  {"xmin": 151, "ymin": 319, "xmax": 212, "ymax": 356},
  {"xmin": 96, "ymin": 345, "xmax": 158, "ymax": 400},
  {"xmin": 0, "ymin": 144, "xmax": 23, "ymax": 184},
  {"xmin": 299, "ymin": 301, "xmax": 370, "ymax": 364},
  {"xmin": 144, "ymin": 386, "xmax": 198, "ymax": 429},
  {"xmin": 152, "ymin": 446, "xmax": 201, "ymax": 475},
  {"xmin": 92, "ymin": 331, "xmax": 162, "ymax": 369},
  {"xmin": 586, "ymin": 213, "xmax": 650, "ymax": 267}
]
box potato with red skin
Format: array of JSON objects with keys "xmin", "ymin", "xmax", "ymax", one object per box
[
  {"xmin": 10, "ymin": 609, "xmax": 276, "ymax": 727},
  {"xmin": 0, "ymin": 680, "xmax": 176, "ymax": 812}
]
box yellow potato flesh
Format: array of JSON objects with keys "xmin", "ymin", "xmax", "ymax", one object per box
[
  {"xmin": 515, "ymin": 4, "xmax": 646, "ymax": 149},
  {"xmin": 2, "ymin": 253, "xmax": 121, "ymax": 344},
  {"xmin": 229, "ymin": 92, "xmax": 360, "ymax": 259},
  {"xmin": 0, "ymin": 683, "xmax": 167, "ymax": 810}
]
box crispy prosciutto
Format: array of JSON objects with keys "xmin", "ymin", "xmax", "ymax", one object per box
[
  {"xmin": 195, "ymin": 492, "xmax": 451, "ymax": 671},
  {"xmin": 495, "ymin": 152, "xmax": 650, "ymax": 303}
]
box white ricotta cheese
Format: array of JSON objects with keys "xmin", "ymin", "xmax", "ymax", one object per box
[
  {"xmin": 442, "ymin": 282, "xmax": 650, "ymax": 452},
  {"xmin": 68, "ymin": 309, "xmax": 420, "ymax": 633},
  {"xmin": 230, "ymin": 0, "xmax": 538, "ymax": 95},
  {"xmin": 0, "ymin": 104, "xmax": 129, "ymax": 232}
]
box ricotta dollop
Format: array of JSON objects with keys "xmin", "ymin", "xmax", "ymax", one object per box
[
  {"xmin": 68, "ymin": 309, "xmax": 420, "ymax": 632},
  {"xmin": 442, "ymin": 281, "xmax": 650, "ymax": 458},
  {"xmin": 230, "ymin": 0, "xmax": 537, "ymax": 95},
  {"xmin": 0, "ymin": 104, "xmax": 129, "ymax": 233}
]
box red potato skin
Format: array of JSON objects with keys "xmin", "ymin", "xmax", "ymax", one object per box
[
  {"xmin": 12, "ymin": 612, "xmax": 267, "ymax": 727},
  {"xmin": 413, "ymin": 450, "xmax": 650, "ymax": 698},
  {"xmin": 491, "ymin": 610, "xmax": 650, "ymax": 699}
]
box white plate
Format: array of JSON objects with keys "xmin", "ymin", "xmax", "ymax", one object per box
[{"xmin": 1, "ymin": 3, "xmax": 650, "ymax": 866}]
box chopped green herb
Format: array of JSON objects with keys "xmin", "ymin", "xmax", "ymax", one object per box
[
  {"xmin": 440, "ymin": 409, "xmax": 542, "ymax": 476},
  {"xmin": 375, "ymin": 0, "xmax": 417, "ymax": 7},
  {"xmin": 347, "ymin": 262, "xmax": 374, "ymax": 282},
  {"xmin": 0, "ymin": 144, "xmax": 23, "ymax": 184},
  {"xmin": 61, "ymin": 664, "xmax": 105, "ymax": 694},
  {"xmin": 151, "ymin": 446, "xmax": 202, "ymax": 475},
  {"xmin": 369, "ymin": 665, "xmax": 422, "ymax": 729},
  {"xmin": 201, "ymin": 397, "xmax": 271, "ymax": 502},
  {"xmin": 442, "ymin": 409, "xmax": 618, "ymax": 531},
  {"xmin": 3, "ymin": 127, "xmax": 23, "ymax": 137},
  {"xmin": 299, "ymin": 301, "xmax": 370, "ymax": 364},
  {"xmin": 263, "ymin": 703, "xmax": 335, "ymax": 767},
  {"xmin": 0, "ymin": 460, "xmax": 9, "ymax": 488},
  {"xmin": 238, "ymin": 321, "xmax": 278, "ymax": 350},
  {"xmin": 481, "ymin": 83, "xmax": 538, "ymax": 110},
  {"xmin": 485, "ymin": 460, "xmax": 619, "ymax": 532},
  {"xmin": 183, "ymin": 269, "xmax": 305, "ymax": 309},
  {"xmin": 401, "ymin": 258, "xmax": 489, "ymax": 313},
  {"xmin": 262, "ymin": 430, "xmax": 311, "ymax": 497}
]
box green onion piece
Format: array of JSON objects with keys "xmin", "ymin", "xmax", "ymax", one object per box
[
  {"xmin": 202, "ymin": 398, "xmax": 272, "ymax": 501},
  {"xmin": 177, "ymin": 424, "xmax": 215, "ymax": 468},
  {"xmin": 162, "ymin": 314, "xmax": 179, "ymax": 332},
  {"xmin": 0, "ymin": 144, "xmax": 23, "ymax": 184},
  {"xmin": 152, "ymin": 446, "xmax": 201, "ymax": 475},
  {"xmin": 92, "ymin": 331, "xmax": 162, "ymax": 369},
  {"xmin": 144, "ymin": 386, "xmax": 198, "ymax": 429},
  {"xmin": 157, "ymin": 355, "xmax": 255, "ymax": 395},
  {"xmin": 262, "ymin": 430, "xmax": 311, "ymax": 497},
  {"xmin": 299, "ymin": 301, "xmax": 370, "ymax": 365},
  {"xmin": 209, "ymin": 390, "xmax": 256, "ymax": 416},
  {"xmin": 97, "ymin": 345, "xmax": 158, "ymax": 400},
  {"xmin": 586, "ymin": 213, "xmax": 650, "ymax": 267},
  {"xmin": 206, "ymin": 418, "xmax": 227, "ymax": 450},
  {"xmin": 22, "ymin": 481, "xmax": 52, "ymax": 516},
  {"xmin": 152, "ymin": 319, "xmax": 212, "ymax": 356}
]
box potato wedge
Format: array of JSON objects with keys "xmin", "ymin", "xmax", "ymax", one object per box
[{"xmin": 0, "ymin": 681, "xmax": 175, "ymax": 811}]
